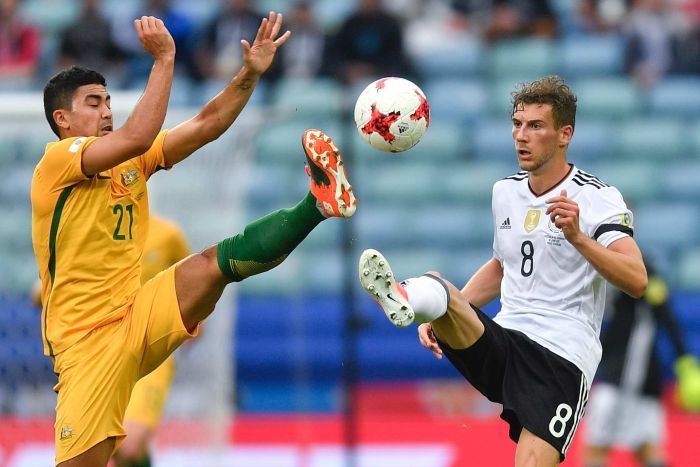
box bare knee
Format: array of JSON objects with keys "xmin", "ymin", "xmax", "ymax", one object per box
[
  {"xmin": 175, "ymin": 246, "xmax": 228, "ymax": 330},
  {"xmin": 515, "ymin": 429, "xmax": 560, "ymax": 467}
]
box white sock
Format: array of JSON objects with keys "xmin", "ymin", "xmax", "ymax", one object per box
[{"xmin": 402, "ymin": 275, "xmax": 448, "ymax": 323}]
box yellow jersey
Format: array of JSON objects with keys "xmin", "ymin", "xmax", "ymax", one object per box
[
  {"xmin": 141, "ymin": 215, "xmax": 190, "ymax": 284},
  {"xmin": 31, "ymin": 130, "xmax": 169, "ymax": 356}
]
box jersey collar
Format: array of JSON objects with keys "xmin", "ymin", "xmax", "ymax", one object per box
[{"xmin": 527, "ymin": 163, "xmax": 575, "ymax": 198}]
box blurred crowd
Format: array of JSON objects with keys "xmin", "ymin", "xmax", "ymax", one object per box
[{"xmin": 3, "ymin": 0, "xmax": 700, "ymax": 95}]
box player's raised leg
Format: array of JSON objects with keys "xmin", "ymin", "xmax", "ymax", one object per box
[
  {"xmin": 175, "ymin": 129, "xmax": 357, "ymax": 331},
  {"xmin": 358, "ymin": 248, "xmax": 485, "ymax": 348}
]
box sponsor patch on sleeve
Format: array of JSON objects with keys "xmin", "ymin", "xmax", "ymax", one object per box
[{"xmin": 68, "ymin": 137, "xmax": 85, "ymax": 154}]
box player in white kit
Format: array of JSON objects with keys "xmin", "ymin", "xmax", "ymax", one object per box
[{"xmin": 359, "ymin": 76, "xmax": 648, "ymax": 466}]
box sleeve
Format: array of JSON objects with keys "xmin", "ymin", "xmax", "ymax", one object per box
[
  {"xmin": 588, "ymin": 186, "xmax": 634, "ymax": 248},
  {"xmin": 35, "ymin": 137, "xmax": 95, "ymax": 192},
  {"xmin": 135, "ymin": 129, "xmax": 170, "ymax": 179},
  {"xmin": 492, "ymin": 183, "xmax": 503, "ymax": 262}
]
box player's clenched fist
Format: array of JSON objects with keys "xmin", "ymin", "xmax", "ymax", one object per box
[{"xmin": 133, "ymin": 16, "xmax": 175, "ymax": 59}]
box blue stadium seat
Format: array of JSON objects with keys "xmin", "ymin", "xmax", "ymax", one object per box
[
  {"xmin": 236, "ymin": 295, "xmax": 343, "ymax": 339},
  {"xmin": 587, "ymin": 161, "xmax": 661, "ymax": 204},
  {"xmin": 423, "ymin": 79, "xmax": 488, "ymax": 125},
  {"xmin": 442, "ymin": 248, "xmax": 494, "ymax": 283},
  {"xmin": 488, "ymin": 78, "xmax": 519, "ymax": 117},
  {"xmin": 413, "ymin": 36, "xmax": 484, "ymax": 78},
  {"xmin": 406, "ymin": 121, "xmax": 467, "ymax": 161},
  {"xmin": 574, "ymin": 77, "xmax": 642, "ymax": 119},
  {"xmin": 560, "ymin": 34, "xmax": 625, "ymax": 78},
  {"xmin": 22, "ymin": 0, "xmax": 79, "ymax": 35},
  {"xmin": 196, "ymin": 78, "xmax": 268, "ymax": 108},
  {"xmin": 472, "ymin": 119, "xmax": 516, "ymax": 161},
  {"xmin": 313, "ymin": 0, "xmax": 357, "ymax": 31},
  {"xmin": 488, "ymin": 39, "xmax": 558, "ymax": 81},
  {"xmin": 676, "ymin": 248, "xmax": 700, "ymax": 290},
  {"xmin": 236, "ymin": 335, "xmax": 342, "ymax": 382},
  {"xmin": 354, "ymin": 246, "xmax": 455, "ymax": 280},
  {"xmin": 614, "ymin": 117, "xmax": 686, "ymax": 160},
  {"xmin": 270, "ymin": 78, "xmax": 344, "ymax": 118},
  {"xmin": 567, "ymin": 119, "xmax": 615, "ymax": 162},
  {"xmin": 648, "ymin": 76, "xmax": 700, "ymax": 118},
  {"xmin": 354, "ymin": 203, "xmax": 424, "ymax": 248},
  {"xmin": 245, "ymin": 165, "xmax": 306, "ymax": 206},
  {"xmin": 634, "ymin": 202, "xmax": 700, "ymax": 252},
  {"xmin": 687, "ymin": 119, "xmax": 700, "ymax": 159},
  {"xmin": 441, "ymin": 161, "xmax": 513, "ymax": 204},
  {"xmin": 0, "ymin": 166, "xmax": 33, "ymax": 205},
  {"xmin": 255, "ymin": 119, "xmax": 343, "ymax": 166},
  {"xmin": 236, "ymin": 252, "xmax": 308, "ymax": 295},
  {"xmin": 661, "ymin": 162, "xmax": 700, "ymax": 200},
  {"xmin": 355, "ymin": 162, "xmax": 438, "ymax": 202},
  {"xmin": 410, "ymin": 204, "xmax": 493, "ymax": 246}
]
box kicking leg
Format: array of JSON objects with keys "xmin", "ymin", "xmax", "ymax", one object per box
[
  {"xmin": 177, "ymin": 129, "xmax": 356, "ymax": 331},
  {"xmin": 358, "ymin": 248, "xmax": 484, "ymax": 347}
]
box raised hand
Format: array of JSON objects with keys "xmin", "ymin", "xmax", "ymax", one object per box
[
  {"xmin": 134, "ymin": 16, "xmax": 175, "ymax": 60},
  {"xmin": 241, "ymin": 11, "xmax": 291, "ymax": 76},
  {"xmin": 545, "ymin": 189, "xmax": 582, "ymax": 243}
]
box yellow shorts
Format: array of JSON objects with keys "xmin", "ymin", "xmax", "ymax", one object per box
[
  {"xmin": 52, "ymin": 265, "xmax": 198, "ymax": 464},
  {"xmin": 123, "ymin": 355, "xmax": 176, "ymax": 430}
]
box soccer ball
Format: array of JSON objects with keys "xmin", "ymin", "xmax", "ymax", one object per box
[{"xmin": 354, "ymin": 77, "xmax": 430, "ymax": 153}]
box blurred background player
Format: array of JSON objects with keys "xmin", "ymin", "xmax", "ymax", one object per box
[
  {"xmin": 583, "ymin": 259, "xmax": 700, "ymax": 467},
  {"xmin": 112, "ymin": 215, "xmax": 191, "ymax": 467}
]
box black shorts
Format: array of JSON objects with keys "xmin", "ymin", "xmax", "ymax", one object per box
[{"xmin": 438, "ymin": 305, "xmax": 589, "ymax": 461}]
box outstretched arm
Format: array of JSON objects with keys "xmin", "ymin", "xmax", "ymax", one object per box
[
  {"xmin": 162, "ymin": 11, "xmax": 291, "ymax": 167},
  {"xmin": 81, "ymin": 17, "xmax": 175, "ymax": 176}
]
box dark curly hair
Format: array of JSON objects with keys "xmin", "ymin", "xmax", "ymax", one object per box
[{"xmin": 511, "ymin": 76, "xmax": 577, "ymax": 130}]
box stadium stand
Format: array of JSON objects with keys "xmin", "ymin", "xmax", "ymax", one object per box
[{"xmin": 1, "ymin": 1, "xmax": 700, "ymax": 447}]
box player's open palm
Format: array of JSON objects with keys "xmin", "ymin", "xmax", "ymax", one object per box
[
  {"xmin": 242, "ymin": 11, "xmax": 291, "ymax": 76},
  {"xmin": 134, "ymin": 16, "xmax": 175, "ymax": 60}
]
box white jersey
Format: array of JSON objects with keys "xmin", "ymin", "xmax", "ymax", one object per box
[{"xmin": 491, "ymin": 165, "xmax": 633, "ymax": 387}]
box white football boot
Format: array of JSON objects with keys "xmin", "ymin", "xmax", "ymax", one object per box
[{"xmin": 359, "ymin": 248, "xmax": 414, "ymax": 328}]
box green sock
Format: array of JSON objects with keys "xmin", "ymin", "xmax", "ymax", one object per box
[{"xmin": 217, "ymin": 192, "xmax": 325, "ymax": 281}]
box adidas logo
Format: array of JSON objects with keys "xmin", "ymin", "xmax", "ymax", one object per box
[{"xmin": 499, "ymin": 217, "xmax": 511, "ymax": 230}]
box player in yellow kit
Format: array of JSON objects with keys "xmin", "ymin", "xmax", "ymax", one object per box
[
  {"xmin": 32, "ymin": 216, "xmax": 190, "ymax": 467},
  {"xmin": 32, "ymin": 13, "xmax": 356, "ymax": 467},
  {"xmin": 114, "ymin": 216, "xmax": 190, "ymax": 467}
]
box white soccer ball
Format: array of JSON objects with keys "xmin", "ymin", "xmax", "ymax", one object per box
[{"xmin": 354, "ymin": 77, "xmax": 430, "ymax": 153}]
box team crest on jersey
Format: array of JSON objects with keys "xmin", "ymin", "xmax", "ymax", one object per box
[
  {"xmin": 621, "ymin": 213, "xmax": 631, "ymax": 226},
  {"xmin": 121, "ymin": 169, "xmax": 139, "ymax": 186},
  {"xmin": 524, "ymin": 210, "xmax": 541, "ymax": 233},
  {"xmin": 59, "ymin": 424, "xmax": 73, "ymax": 441},
  {"xmin": 547, "ymin": 217, "xmax": 562, "ymax": 234}
]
